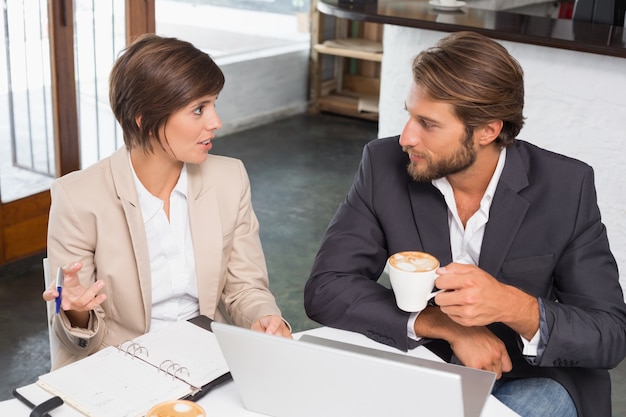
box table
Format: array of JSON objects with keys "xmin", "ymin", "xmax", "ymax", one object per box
[
  {"xmin": 465, "ymin": 0, "xmax": 555, "ymax": 11},
  {"xmin": 0, "ymin": 326, "xmax": 520, "ymax": 416}
]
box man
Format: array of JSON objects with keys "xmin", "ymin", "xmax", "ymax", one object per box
[{"xmin": 304, "ymin": 31, "xmax": 626, "ymax": 417}]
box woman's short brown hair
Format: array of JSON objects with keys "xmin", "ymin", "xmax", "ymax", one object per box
[
  {"xmin": 109, "ymin": 34, "xmax": 225, "ymax": 153},
  {"xmin": 412, "ymin": 31, "xmax": 525, "ymax": 147}
]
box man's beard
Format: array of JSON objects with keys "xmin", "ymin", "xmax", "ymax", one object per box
[{"xmin": 404, "ymin": 131, "xmax": 476, "ymax": 182}]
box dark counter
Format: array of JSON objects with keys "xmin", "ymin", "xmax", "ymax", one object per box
[{"xmin": 318, "ymin": 0, "xmax": 626, "ymax": 58}]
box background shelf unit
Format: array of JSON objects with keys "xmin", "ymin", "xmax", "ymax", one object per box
[{"xmin": 310, "ymin": 2, "xmax": 383, "ymax": 121}]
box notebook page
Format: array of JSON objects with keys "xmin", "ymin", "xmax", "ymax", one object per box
[
  {"xmin": 36, "ymin": 346, "xmax": 191, "ymax": 417},
  {"xmin": 130, "ymin": 320, "xmax": 229, "ymax": 388}
]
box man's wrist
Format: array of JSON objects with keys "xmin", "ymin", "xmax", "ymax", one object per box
[
  {"xmin": 502, "ymin": 285, "xmax": 540, "ymax": 340},
  {"xmin": 413, "ymin": 306, "xmax": 461, "ymax": 343}
]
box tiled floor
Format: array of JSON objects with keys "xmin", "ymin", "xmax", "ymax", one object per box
[{"xmin": 1, "ymin": 112, "xmax": 625, "ymax": 416}]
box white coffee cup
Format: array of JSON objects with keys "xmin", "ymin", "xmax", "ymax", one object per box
[
  {"xmin": 387, "ymin": 251, "xmax": 443, "ymax": 312},
  {"xmin": 438, "ymin": 0, "xmax": 457, "ymax": 5}
]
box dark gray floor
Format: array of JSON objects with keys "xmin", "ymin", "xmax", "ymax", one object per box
[{"xmin": 1, "ymin": 113, "xmax": 625, "ymax": 416}]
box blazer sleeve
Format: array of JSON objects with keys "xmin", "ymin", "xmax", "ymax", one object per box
[
  {"xmin": 304, "ymin": 143, "xmax": 415, "ymax": 351},
  {"xmin": 218, "ymin": 160, "xmax": 283, "ymax": 327},
  {"xmin": 47, "ymin": 179, "xmax": 107, "ymax": 364},
  {"xmin": 536, "ymin": 166, "xmax": 626, "ymax": 369}
]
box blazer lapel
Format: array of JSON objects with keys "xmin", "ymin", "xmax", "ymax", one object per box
[
  {"xmin": 110, "ymin": 147, "xmax": 152, "ymax": 329},
  {"xmin": 186, "ymin": 163, "xmax": 223, "ymax": 317},
  {"xmin": 408, "ymin": 182, "xmax": 453, "ymax": 266},
  {"xmin": 479, "ymin": 146, "xmax": 530, "ymax": 276}
]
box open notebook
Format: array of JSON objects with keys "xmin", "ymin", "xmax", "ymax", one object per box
[
  {"xmin": 212, "ymin": 322, "xmax": 496, "ymax": 417},
  {"xmin": 32, "ymin": 316, "xmax": 230, "ymax": 417}
]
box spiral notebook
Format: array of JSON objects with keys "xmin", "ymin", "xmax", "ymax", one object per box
[{"xmin": 34, "ymin": 316, "xmax": 231, "ymax": 417}]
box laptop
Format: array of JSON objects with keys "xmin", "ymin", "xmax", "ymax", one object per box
[{"xmin": 211, "ymin": 322, "xmax": 496, "ymax": 417}]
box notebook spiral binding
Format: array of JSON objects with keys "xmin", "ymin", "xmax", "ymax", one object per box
[
  {"xmin": 119, "ymin": 340, "xmax": 149, "ymax": 358},
  {"xmin": 118, "ymin": 340, "xmax": 191, "ymax": 380},
  {"xmin": 158, "ymin": 359, "xmax": 190, "ymax": 380}
]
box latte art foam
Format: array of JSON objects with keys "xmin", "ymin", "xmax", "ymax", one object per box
[
  {"xmin": 146, "ymin": 400, "xmax": 206, "ymax": 417},
  {"xmin": 389, "ymin": 251, "xmax": 439, "ymax": 272}
]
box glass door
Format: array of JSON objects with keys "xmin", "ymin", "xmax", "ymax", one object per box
[
  {"xmin": 1, "ymin": 0, "xmax": 56, "ymax": 203},
  {"xmin": 0, "ymin": 0, "xmax": 55, "ymax": 264},
  {"xmin": 0, "ymin": 0, "xmax": 133, "ymax": 266}
]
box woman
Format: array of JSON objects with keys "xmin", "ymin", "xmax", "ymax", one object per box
[{"xmin": 43, "ymin": 34, "xmax": 291, "ymax": 369}]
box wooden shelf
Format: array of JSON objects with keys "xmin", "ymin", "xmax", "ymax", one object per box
[
  {"xmin": 317, "ymin": 93, "xmax": 379, "ymax": 121},
  {"xmin": 310, "ymin": 2, "xmax": 383, "ymax": 121},
  {"xmin": 314, "ymin": 39, "xmax": 383, "ymax": 62}
]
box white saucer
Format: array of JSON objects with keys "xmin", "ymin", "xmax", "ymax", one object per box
[{"xmin": 429, "ymin": 0, "xmax": 466, "ymax": 11}]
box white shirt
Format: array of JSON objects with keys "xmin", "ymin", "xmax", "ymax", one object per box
[
  {"xmin": 407, "ymin": 148, "xmax": 540, "ymax": 355},
  {"xmin": 130, "ymin": 157, "xmax": 200, "ymax": 331}
]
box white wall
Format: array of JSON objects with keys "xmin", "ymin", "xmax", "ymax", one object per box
[
  {"xmin": 379, "ymin": 26, "xmax": 626, "ymax": 292},
  {"xmin": 215, "ymin": 45, "xmax": 310, "ymax": 137}
]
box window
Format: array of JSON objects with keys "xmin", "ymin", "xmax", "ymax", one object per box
[{"xmin": 155, "ymin": 0, "xmax": 310, "ymax": 61}]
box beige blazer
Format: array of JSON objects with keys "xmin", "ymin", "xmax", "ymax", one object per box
[{"xmin": 47, "ymin": 146, "xmax": 282, "ymax": 369}]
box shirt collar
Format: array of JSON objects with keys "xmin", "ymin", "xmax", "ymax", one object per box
[
  {"xmin": 482, "ymin": 147, "xmax": 506, "ymax": 208},
  {"xmin": 129, "ymin": 152, "xmax": 189, "ymax": 223}
]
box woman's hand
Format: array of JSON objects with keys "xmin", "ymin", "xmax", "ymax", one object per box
[
  {"xmin": 42, "ymin": 262, "xmax": 107, "ymax": 328},
  {"xmin": 251, "ymin": 315, "xmax": 292, "ymax": 339}
]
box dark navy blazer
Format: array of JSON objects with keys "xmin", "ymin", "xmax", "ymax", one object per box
[{"xmin": 305, "ymin": 137, "xmax": 626, "ymax": 417}]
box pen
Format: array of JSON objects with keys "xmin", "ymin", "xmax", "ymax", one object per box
[{"xmin": 55, "ymin": 267, "xmax": 64, "ymax": 315}]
